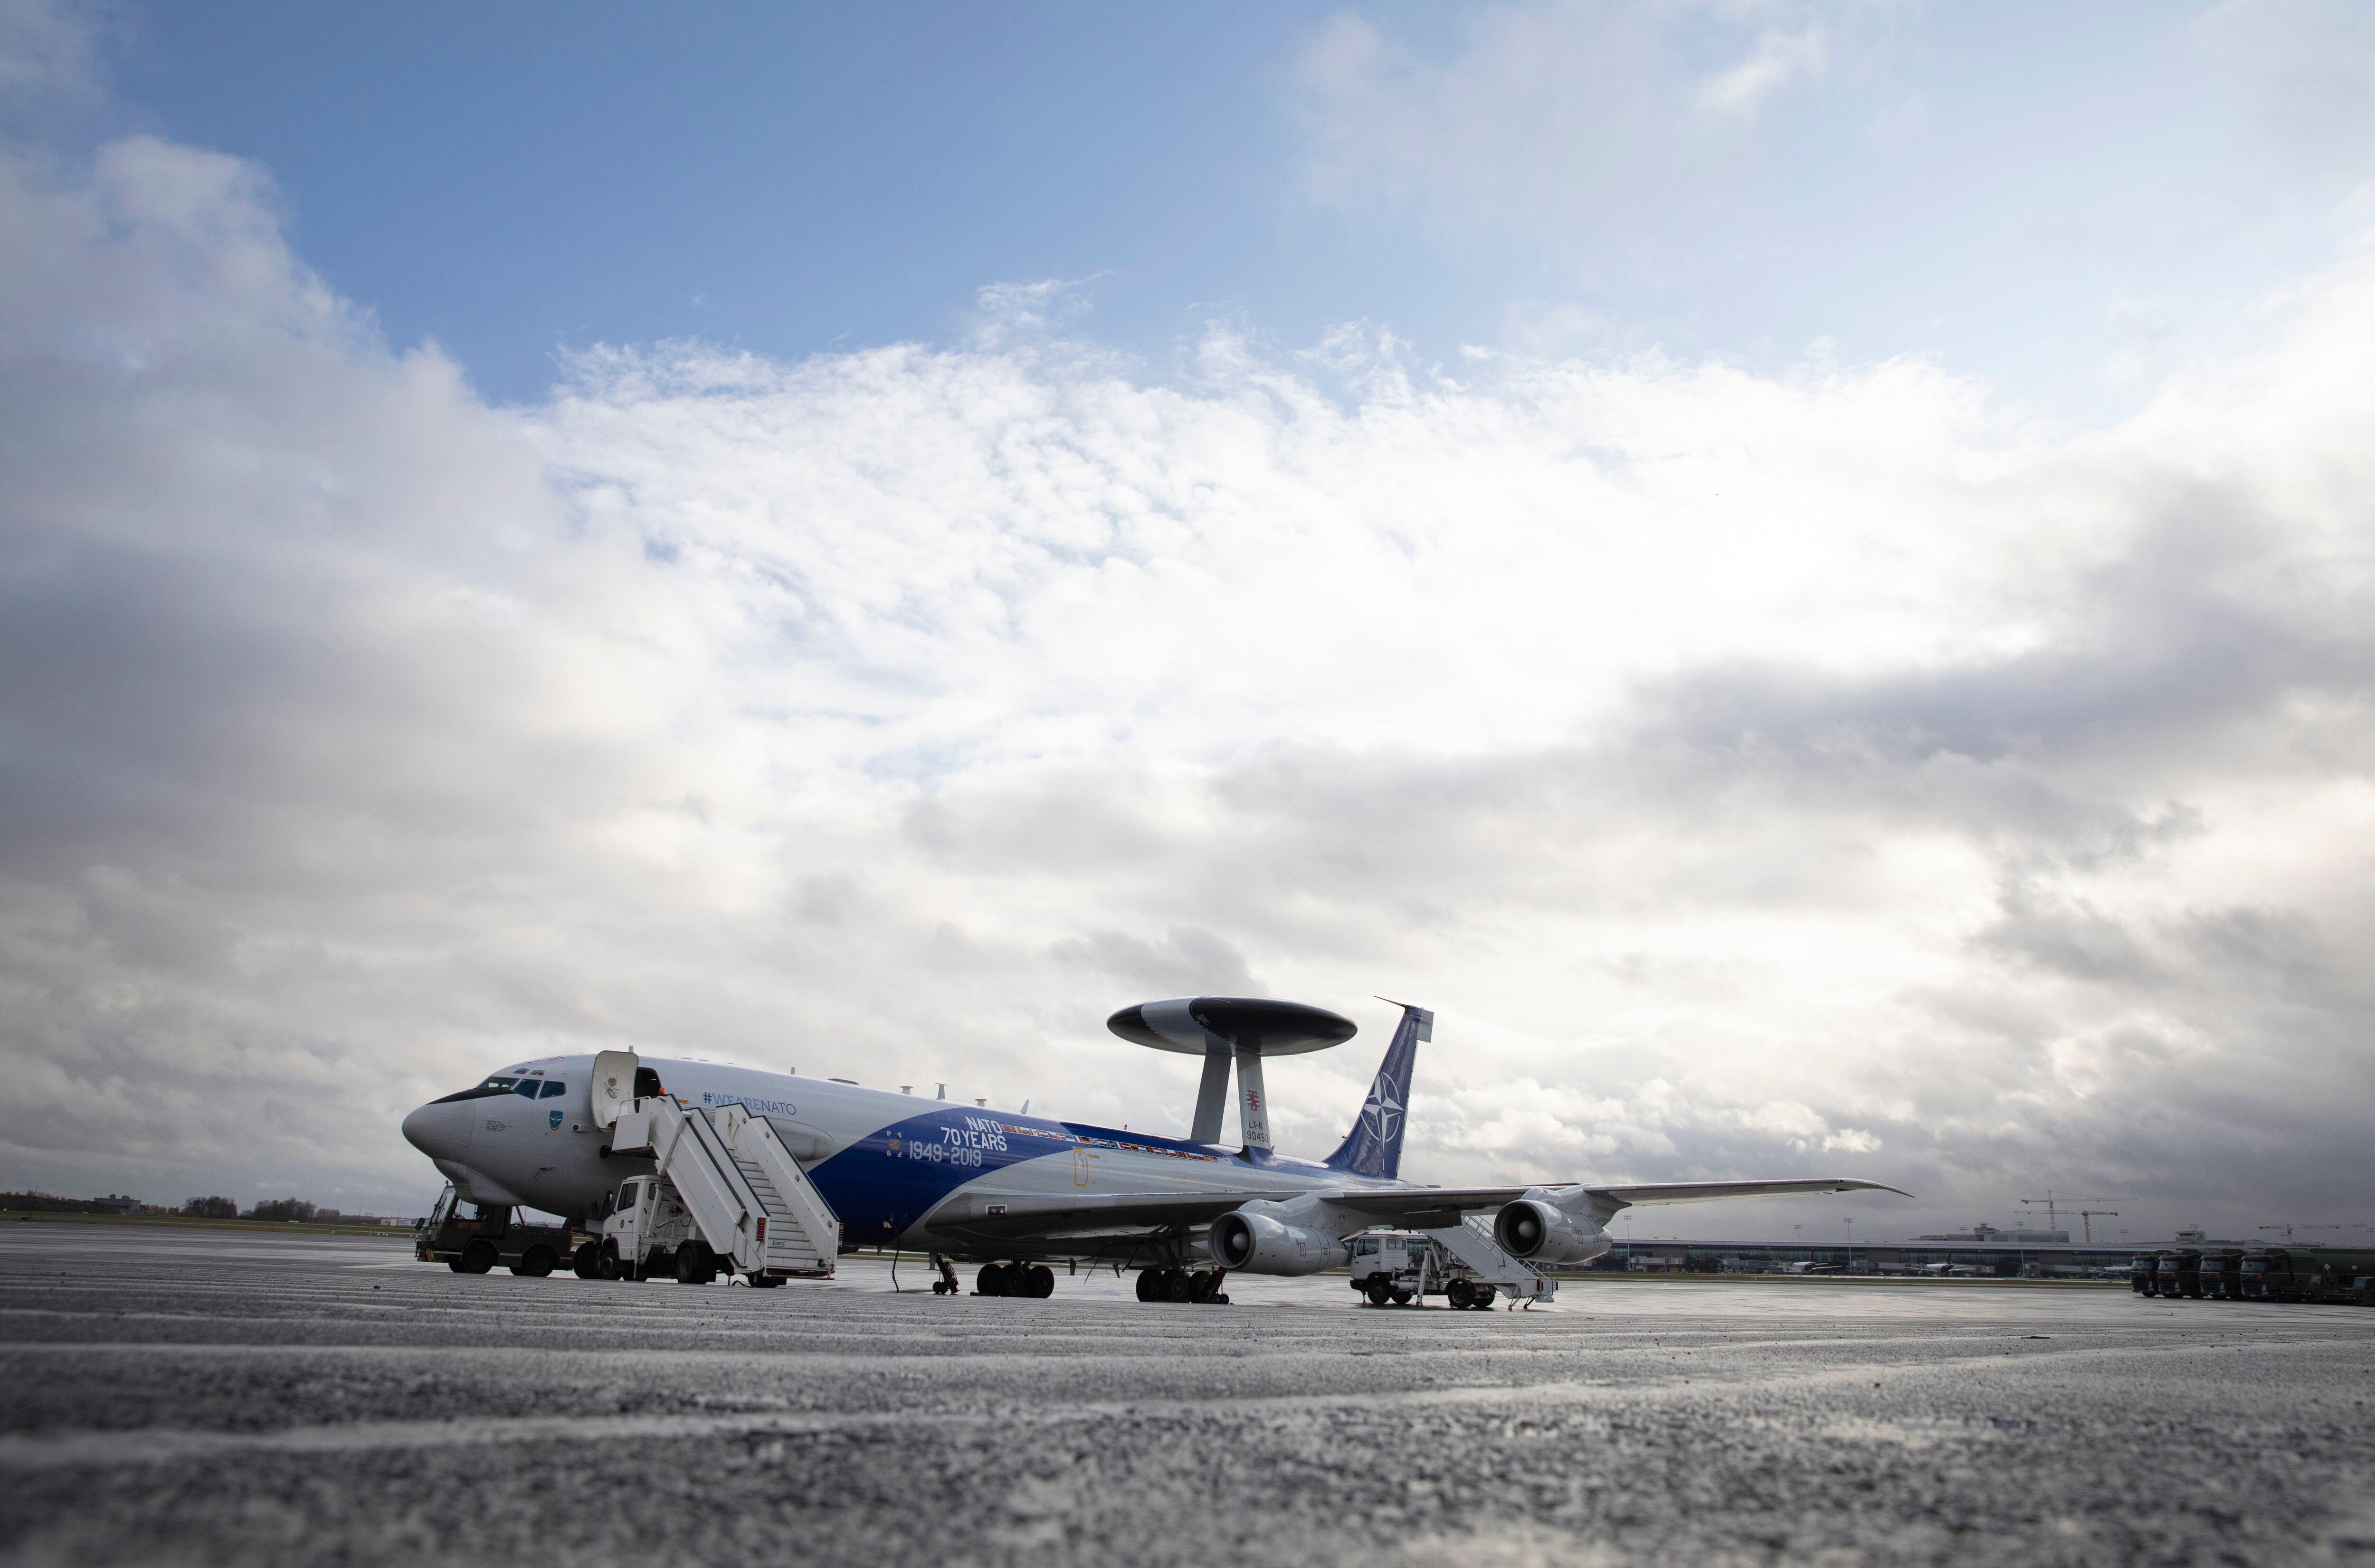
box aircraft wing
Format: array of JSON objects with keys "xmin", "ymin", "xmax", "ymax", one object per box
[
  {"xmin": 1555, "ymin": 1177, "xmax": 1912, "ymax": 1228},
  {"xmin": 1326, "ymin": 1176, "xmax": 1909, "ymax": 1230},
  {"xmin": 926, "ymin": 1176, "xmax": 1908, "ymax": 1244}
]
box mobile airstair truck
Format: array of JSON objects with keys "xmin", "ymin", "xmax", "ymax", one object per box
[{"xmin": 589, "ymin": 1090, "xmax": 840, "ymax": 1286}]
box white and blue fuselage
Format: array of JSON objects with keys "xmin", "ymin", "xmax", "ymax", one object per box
[{"xmin": 401, "ymin": 1054, "xmax": 1396, "ymax": 1263}]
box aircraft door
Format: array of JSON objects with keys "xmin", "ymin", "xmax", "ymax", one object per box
[{"xmin": 590, "ymin": 1050, "xmax": 639, "ymax": 1129}]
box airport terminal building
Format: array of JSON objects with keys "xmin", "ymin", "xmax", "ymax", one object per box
[{"xmin": 1587, "ymin": 1226, "xmax": 2159, "ymax": 1279}]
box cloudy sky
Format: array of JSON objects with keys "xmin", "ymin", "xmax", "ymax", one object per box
[{"xmin": 3, "ymin": 0, "xmax": 2372, "ymax": 1241}]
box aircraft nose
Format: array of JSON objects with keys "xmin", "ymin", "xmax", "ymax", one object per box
[{"xmin": 401, "ymin": 1100, "xmax": 466, "ymax": 1162}]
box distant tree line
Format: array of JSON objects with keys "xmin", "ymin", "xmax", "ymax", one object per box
[
  {"xmin": 0, "ymin": 1191, "xmax": 131, "ymax": 1214},
  {"xmin": 0, "ymin": 1191, "xmax": 414, "ymax": 1224}
]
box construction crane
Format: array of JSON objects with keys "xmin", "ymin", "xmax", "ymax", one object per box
[
  {"xmin": 2078, "ymin": 1210, "xmax": 2118, "ymax": 1244},
  {"xmin": 2020, "ymin": 1191, "xmax": 2124, "ymax": 1235},
  {"xmin": 2257, "ymin": 1223, "xmax": 2370, "ymax": 1243}
]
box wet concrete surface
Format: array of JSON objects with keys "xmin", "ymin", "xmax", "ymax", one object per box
[{"xmin": 3, "ymin": 1224, "xmax": 2373, "ymax": 1566}]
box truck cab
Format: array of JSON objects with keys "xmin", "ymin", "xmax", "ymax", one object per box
[
  {"xmin": 2238, "ymin": 1248, "xmax": 2290, "ymax": 1300},
  {"xmin": 1344, "ymin": 1230, "xmax": 1500, "ymax": 1311},
  {"xmin": 595, "ymin": 1176, "xmax": 698, "ymax": 1281},
  {"xmin": 2197, "ymin": 1250, "xmax": 2242, "ymax": 1300}
]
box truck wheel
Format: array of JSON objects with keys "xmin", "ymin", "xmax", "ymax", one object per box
[
  {"xmin": 446, "ymin": 1258, "xmax": 467, "ymax": 1272},
  {"xmin": 459, "ymin": 1239, "xmax": 498, "ymax": 1275},
  {"xmin": 1364, "ymin": 1277, "xmax": 1392, "ymax": 1307},
  {"xmin": 595, "ymin": 1238, "xmax": 622, "ymax": 1281},
  {"xmin": 1392, "ymin": 1289, "xmax": 1415, "ymax": 1307},
  {"xmin": 676, "ymin": 1242, "xmax": 715, "ymax": 1285},
  {"xmin": 513, "ymin": 1247, "xmax": 556, "ymax": 1278},
  {"xmin": 1446, "ymin": 1280, "xmax": 1472, "ymax": 1309},
  {"xmin": 572, "ymin": 1241, "xmax": 600, "ymax": 1279}
]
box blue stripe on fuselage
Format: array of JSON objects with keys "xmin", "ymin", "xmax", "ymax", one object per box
[{"xmin": 808, "ymin": 1108, "xmax": 1237, "ymax": 1244}]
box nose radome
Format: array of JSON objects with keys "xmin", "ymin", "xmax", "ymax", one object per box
[{"xmin": 401, "ymin": 1102, "xmax": 461, "ymax": 1162}]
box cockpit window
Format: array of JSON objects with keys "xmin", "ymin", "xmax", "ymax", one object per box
[
  {"xmin": 430, "ymin": 1077, "xmax": 522, "ymax": 1105},
  {"xmin": 510, "ymin": 1079, "xmax": 542, "ymax": 1099},
  {"xmin": 539, "ymin": 1080, "xmax": 568, "ymax": 1099}
]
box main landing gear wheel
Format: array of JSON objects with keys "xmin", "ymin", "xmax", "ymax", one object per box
[
  {"xmin": 1134, "ymin": 1268, "xmax": 1160, "ymax": 1303},
  {"xmin": 512, "ymin": 1246, "xmax": 556, "ymax": 1278},
  {"xmin": 975, "ymin": 1264, "xmax": 1052, "ymax": 1298},
  {"xmin": 458, "ymin": 1239, "xmax": 498, "ymax": 1275}
]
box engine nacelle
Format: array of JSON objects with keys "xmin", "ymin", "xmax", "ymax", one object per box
[
  {"xmin": 1492, "ymin": 1197, "xmax": 1608, "ymax": 1265},
  {"xmin": 1208, "ymin": 1204, "xmax": 1351, "ymax": 1275}
]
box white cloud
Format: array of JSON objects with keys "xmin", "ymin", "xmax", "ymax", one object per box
[
  {"xmin": 1695, "ymin": 21, "xmax": 1831, "ymax": 116},
  {"xmin": 1293, "ymin": 1, "xmax": 1887, "ymax": 257},
  {"xmin": 4, "ymin": 110, "xmax": 2375, "ymax": 1237}
]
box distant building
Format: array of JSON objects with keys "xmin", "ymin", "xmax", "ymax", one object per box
[
  {"xmin": 1913, "ymin": 1222, "xmax": 2069, "ymax": 1245},
  {"xmin": 1592, "ymin": 1236, "xmax": 2135, "ymax": 1279}
]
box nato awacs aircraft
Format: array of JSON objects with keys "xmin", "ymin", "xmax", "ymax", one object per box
[{"xmin": 402, "ymin": 997, "xmax": 1905, "ymax": 1301}]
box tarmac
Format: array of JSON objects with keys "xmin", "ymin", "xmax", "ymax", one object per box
[{"xmin": 4, "ymin": 1223, "xmax": 2373, "ymax": 1567}]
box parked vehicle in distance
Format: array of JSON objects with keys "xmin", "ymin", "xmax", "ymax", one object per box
[
  {"xmin": 2131, "ymin": 1252, "xmax": 2156, "ymax": 1295},
  {"xmin": 2197, "ymin": 1250, "xmax": 2243, "ymax": 1300},
  {"xmin": 2301, "ymin": 1251, "xmax": 2375, "ymax": 1304},
  {"xmin": 2239, "ymin": 1247, "xmax": 2310, "ymax": 1301}
]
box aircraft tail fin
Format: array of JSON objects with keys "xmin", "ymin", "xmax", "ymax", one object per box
[{"xmin": 1323, "ymin": 1001, "xmax": 1431, "ymax": 1180}]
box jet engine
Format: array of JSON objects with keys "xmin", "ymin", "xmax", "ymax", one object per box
[
  {"xmin": 1492, "ymin": 1197, "xmax": 1607, "ymax": 1265},
  {"xmin": 1208, "ymin": 1204, "xmax": 1351, "ymax": 1275}
]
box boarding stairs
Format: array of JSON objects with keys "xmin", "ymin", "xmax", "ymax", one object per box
[
  {"xmin": 1426, "ymin": 1213, "xmax": 1556, "ymax": 1305},
  {"xmin": 608, "ymin": 1096, "xmax": 839, "ymax": 1278}
]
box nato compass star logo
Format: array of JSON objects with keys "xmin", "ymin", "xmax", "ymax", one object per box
[{"xmin": 1361, "ymin": 1082, "xmax": 1403, "ymax": 1141}]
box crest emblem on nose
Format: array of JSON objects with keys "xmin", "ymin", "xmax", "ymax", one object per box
[{"xmin": 549, "ymin": 1109, "xmax": 563, "ymax": 1129}]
